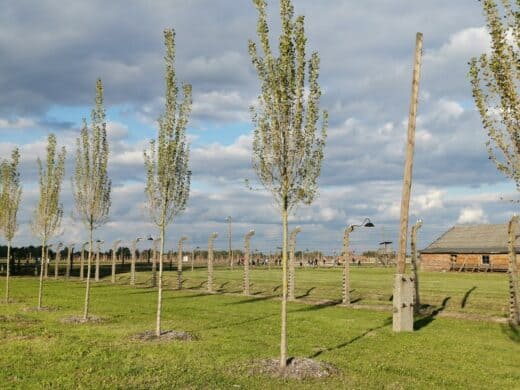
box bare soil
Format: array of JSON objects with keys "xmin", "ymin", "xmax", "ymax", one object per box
[
  {"xmin": 60, "ymin": 315, "xmax": 104, "ymax": 324},
  {"xmin": 249, "ymin": 358, "xmax": 337, "ymax": 380},
  {"xmin": 132, "ymin": 330, "xmax": 197, "ymax": 342}
]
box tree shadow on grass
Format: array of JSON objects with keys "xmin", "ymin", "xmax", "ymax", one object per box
[
  {"xmin": 295, "ymin": 299, "xmax": 343, "ymax": 313},
  {"xmin": 414, "ymin": 296, "xmax": 451, "ymax": 331},
  {"xmin": 226, "ymin": 295, "xmax": 277, "ymax": 305},
  {"xmin": 297, "ymin": 287, "xmax": 316, "ymax": 299},
  {"xmin": 501, "ymin": 322, "xmax": 520, "ymax": 343},
  {"xmin": 217, "ymin": 282, "xmax": 230, "ymax": 292},
  {"xmin": 186, "ymin": 281, "xmax": 207, "ymax": 290},
  {"xmin": 309, "ymin": 317, "xmax": 392, "ymax": 358},
  {"xmin": 163, "ymin": 293, "xmax": 209, "ymax": 300},
  {"xmin": 461, "ymin": 286, "xmax": 477, "ymax": 308},
  {"xmin": 273, "ymin": 285, "xmax": 282, "ymax": 292}
]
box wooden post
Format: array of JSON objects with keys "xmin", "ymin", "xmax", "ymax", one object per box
[
  {"xmin": 243, "ymin": 230, "xmax": 255, "ymax": 295},
  {"xmin": 65, "ymin": 244, "xmax": 74, "ymax": 279},
  {"xmin": 411, "ymin": 219, "xmax": 423, "ymax": 314},
  {"xmin": 508, "ymin": 215, "xmax": 520, "ymax": 325},
  {"xmin": 342, "ymin": 226, "xmax": 354, "ymax": 305},
  {"xmin": 111, "ymin": 240, "xmax": 122, "ymax": 284},
  {"xmin": 95, "ymin": 241, "xmax": 103, "ymax": 282},
  {"xmin": 288, "ymin": 226, "xmax": 301, "ymax": 301},
  {"xmin": 177, "ymin": 236, "xmax": 188, "ymax": 290},
  {"xmin": 54, "ymin": 243, "xmax": 63, "ymax": 279},
  {"xmin": 130, "ymin": 238, "xmax": 141, "ymax": 286},
  {"xmin": 207, "ymin": 233, "xmax": 218, "ymax": 293},
  {"xmin": 393, "ymin": 32, "xmax": 423, "ymax": 332},
  {"xmin": 80, "ymin": 243, "xmax": 87, "ymax": 280}
]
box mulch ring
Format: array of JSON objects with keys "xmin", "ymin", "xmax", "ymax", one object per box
[
  {"xmin": 60, "ymin": 315, "xmax": 105, "ymax": 324},
  {"xmin": 249, "ymin": 358, "xmax": 338, "ymax": 380},
  {"xmin": 132, "ymin": 330, "xmax": 197, "ymax": 342}
]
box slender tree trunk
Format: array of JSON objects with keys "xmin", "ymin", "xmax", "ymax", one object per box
[
  {"xmin": 37, "ymin": 240, "xmax": 46, "ymax": 309},
  {"xmin": 5, "ymin": 242, "xmax": 11, "ymax": 303},
  {"xmin": 280, "ymin": 207, "xmax": 289, "ymax": 369},
  {"xmin": 156, "ymin": 226, "xmax": 165, "ymax": 337},
  {"xmin": 80, "ymin": 248, "xmax": 85, "ymax": 280},
  {"xmin": 243, "ymin": 238, "xmax": 250, "ymax": 296},
  {"xmin": 54, "ymin": 248, "xmax": 61, "ymax": 279},
  {"xmin": 111, "ymin": 250, "xmax": 117, "ymax": 284},
  {"xmin": 83, "ymin": 227, "xmax": 93, "ymax": 320}
]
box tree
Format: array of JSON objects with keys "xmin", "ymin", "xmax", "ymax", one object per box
[
  {"xmin": 72, "ymin": 79, "xmax": 111, "ymax": 320},
  {"xmin": 0, "ymin": 148, "xmax": 22, "ymax": 303},
  {"xmin": 469, "ymin": 0, "xmax": 520, "ymax": 190},
  {"xmin": 248, "ymin": 0, "xmax": 327, "ymax": 368},
  {"xmin": 32, "ymin": 135, "xmax": 66, "ymax": 309},
  {"xmin": 143, "ymin": 28, "xmax": 192, "ymax": 337}
]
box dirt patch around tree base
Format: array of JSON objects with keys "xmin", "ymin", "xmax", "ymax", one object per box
[
  {"xmin": 60, "ymin": 315, "xmax": 104, "ymax": 324},
  {"xmin": 249, "ymin": 358, "xmax": 338, "ymax": 379},
  {"xmin": 132, "ymin": 330, "xmax": 197, "ymax": 342}
]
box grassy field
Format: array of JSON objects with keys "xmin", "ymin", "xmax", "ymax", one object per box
[{"xmin": 0, "ymin": 268, "xmax": 519, "ymax": 389}]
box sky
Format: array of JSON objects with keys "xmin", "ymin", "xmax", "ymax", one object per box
[{"xmin": 0, "ymin": 0, "xmax": 517, "ymax": 255}]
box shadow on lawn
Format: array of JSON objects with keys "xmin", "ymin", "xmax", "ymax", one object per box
[
  {"xmin": 297, "ymin": 287, "xmax": 316, "ymax": 299},
  {"xmin": 187, "ymin": 281, "xmax": 207, "ymax": 290},
  {"xmin": 227, "ymin": 295, "xmax": 277, "ymax": 305},
  {"xmin": 461, "ymin": 286, "xmax": 477, "ymax": 308},
  {"xmin": 501, "ymin": 322, "xmax": 520, "ymax": 343},
  {"xmin": 217, "ymin": 282, "xmax": 230, "ymax": 292},
  {"xmin": 414, "ymin": 296, "xmax": 451, "ymax": 331},
  {"xmin": 296, "ymin": 299, "xmax": 343, "ymax": 313},
  {"xmin": 309, "ymin": 317, "xmax": 392, "ymax": 358}
]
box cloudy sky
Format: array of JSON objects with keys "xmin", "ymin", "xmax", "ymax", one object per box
[{"xmin": 0, "ymin": 0, "xmax": 517, "ymax": 254}]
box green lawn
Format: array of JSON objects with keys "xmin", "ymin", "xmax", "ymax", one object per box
[{"xmin": 0, "ymin": 268, "xmax": 518, "ymax": 389}]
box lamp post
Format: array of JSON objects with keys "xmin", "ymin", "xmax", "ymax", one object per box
[
  {"xmin": 95, "ymin": 240, "xmax": 104, "ymax": 282},
  {"xmin": 343, "ymin": 218, "xmax": 374, "ymax": 305},
  {"xmin": 111, "ymin": 239, "xmax": 122, "ymax": 284},
  {"xmin": 130, "ymin": 237, "xmax": 143, "ymax": 285}
]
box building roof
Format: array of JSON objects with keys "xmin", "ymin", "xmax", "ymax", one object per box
[{"xmin": 420, "ymin": 223, "xmax": 520, "ymax": 254}]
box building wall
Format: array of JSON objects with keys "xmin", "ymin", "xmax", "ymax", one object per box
[{"xmin": 420, "ymin": 253, "xmax": 509, "ymax": 271}]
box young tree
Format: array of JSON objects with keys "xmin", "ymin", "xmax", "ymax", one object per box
[
  {"xmin": 0, "ymin": 148, "xmax": 22, "ymax": 303},
  {"xmin": 144, "ymin": 28, "xmax": 192, "ymax": 337},
  {"xmin": 469, "ymin": 0, "xmax": 520, "ymax": 190},
  {"xmin": 32, "ymin": 135, "xmax": 66, "ymax": 309},
  {"xmin": 248, "ymin": 0, "xmax": 327, "ymax": 368},
  {"xmin": 72, "ymin": 79, "xmax": 111, "ymax": 320}
]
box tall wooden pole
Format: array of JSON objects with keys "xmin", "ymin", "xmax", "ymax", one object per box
[
  {"xmin": 243, "ymin": 230, "xmax": 255, "ymax": 295},
  {"xmin": 508, "ymin": 215, "xmax": 520, "ymax": 325},
  {"xmin": 393, "ymin": 32, "xmax": 423, "ymax": 332},
  {"xmin": 177, "ymin": 236, "xmax": 188, "ymax": 290},
  {"xmin": 111, "ymin": 240, "xmax": 121, "ymax": 284},
  {"xmin": 411, "ymin": 219, "xmax": 423, "ymax": 314},
  {"xmin": 207, "ymin": 232, "xmax": 218, "ymax": 293},
  {"xmin": 342, "ymin": 226, "xmax": 354, "ymax": 305},
  {"xmin": 397, "ymin": 32, "xmax": 423, "ymax": 274}
]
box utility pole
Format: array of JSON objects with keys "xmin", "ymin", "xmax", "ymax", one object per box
[{"xmin": 393, "ymin": 32, "xmax": 423, "ymax": 332}]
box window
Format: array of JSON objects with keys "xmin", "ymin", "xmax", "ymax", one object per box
[{"xmin": 482, "ymin": 255, "xmax": 490, "ymax": 265}]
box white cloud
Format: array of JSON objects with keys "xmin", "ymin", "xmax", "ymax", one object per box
[{"xmin": 457, "ymin": 206, "xmax": 488, "ymax": 224}]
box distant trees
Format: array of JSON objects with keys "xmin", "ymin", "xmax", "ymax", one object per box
[
  {"xmin": 0, "ymin": 148, "xmax": 22, "ymax": 303},
  {"xmin": 248, "ymin": 0, "xmax": 327, "ymax": 368},
  {"xmin": 470, "ymin": 0, "xmax": 520, "ymax": 190},
  {"xmin": 32, "ymin": 135, "xmax": 66, "ymax": 309},
  {"xmin": 72, "ymin": 79, "xmax": 112, "ymax": 320},
  {"xmin": 143, "ymin": 28, "xmax": 192, "ymax": 337}
]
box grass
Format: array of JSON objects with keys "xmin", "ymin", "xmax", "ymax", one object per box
[{"xmin": 0, "ymin": 267, "xmax": 518, "ymax": 389}]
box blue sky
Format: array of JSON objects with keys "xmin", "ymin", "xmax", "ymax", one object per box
[{"xmin": 0, "ymin": 0, "xmax": 517, "ymax": 254}]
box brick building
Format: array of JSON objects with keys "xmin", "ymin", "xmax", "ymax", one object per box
[{"xmin": 420, "ymin": 224, "xmax": 517, "ymax": 272}]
